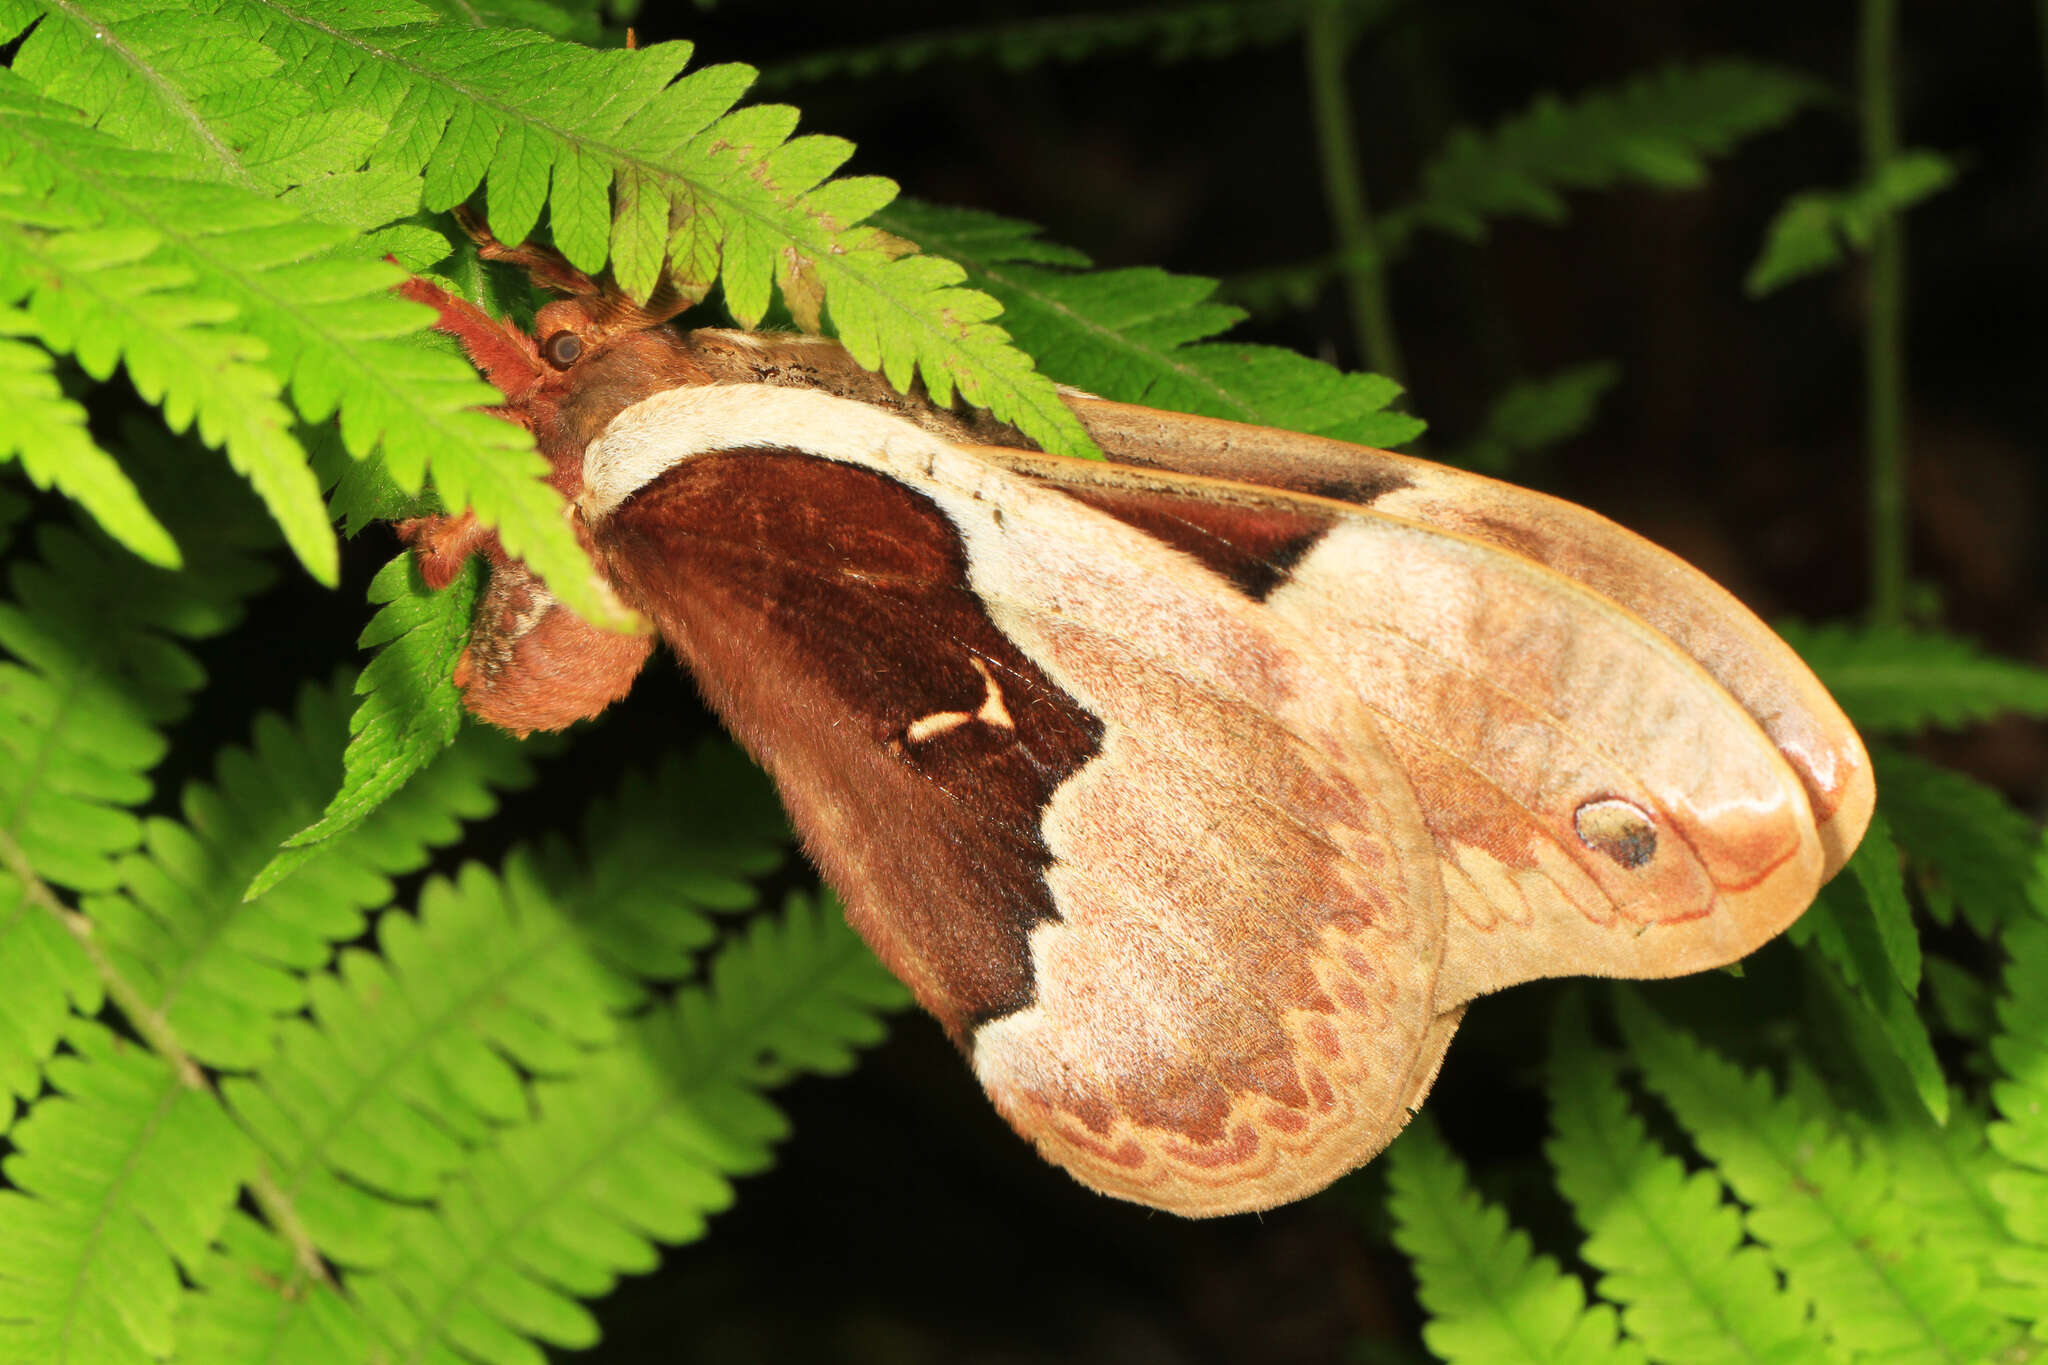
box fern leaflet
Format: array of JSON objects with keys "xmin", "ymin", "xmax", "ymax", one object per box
[
  {"xmin": 1988, "ymin": 875, "xmax": 2048, "ymax": 1307},
  {"xmin": 176, "ymin": 1214, "xmax": 374, "ymax": 1364},
  {"xmin": 1876, "ymin": 748, "xmax": 2042, "ymax": 935},
  {"xmin": 0, "ymin": 307, "xmax": 177, "ymax": 568},
  {"xmin": 223, "ymin": 751, "xmax": 788, "ymax": 1268},
  {"xmin": 0, "ymin": 1020, "xmax": 253, "ymax": 1365},
  {"xmin": 1386, "ymin": 1114, "xmax": 1647, "ymax": 1365},
  {"xmin": 88, "ymin": 674, "xmax": 536, "ymax": 1069},
  {"xmin": 0, "ymin": 56, "xmax": 619, "ymax": 622},
  {"xmin": 0, "ymin": 0, "xmax": 406, "ymax": 193},
  {"xmin": 195, "ymin": 893, "xmax": 902, "ymax": 1364},
  {"xmin": 1780, "ymin": 619, "xmax": 2048, "ymax": 735},
  {"xmin": 1748, "ymin": 151, "xmax": 1959, "ymax": 296},
  {"xmin": 251, "ymin": 555, "xmax": 489, "ymax": 895},
  {"xmin": 206, "ymin": 0, "xmax": 1093, "ymax": 456},
  {"xmin": 411, "ymin": 0, "xmax": 603, "ymax": 43},
  {"xmin": 1787, "ymin": 815, "xmax": 1946, "ymax": 1119},
  {"xmin": 879, "ymin": 199, "xmax": 1425, "ymax": 448},
  {"xmin": 1382, "ymin": 61, "xmax": 1821, "ymax": 248},
  {"xmin": 1620, "ymin": 990, "xmax": 2014, "ymax": 1364},
  {"xmin": 0, "ymin": 76, "xmax": 335, "ymax": 583},
  {"xmin": 1457, "ymin": 361, "xmax": 1620, "ymax": 473},
  {"xmin": 1545, "ymin": 998, "xmax": 1829, "ymax": 1365},
  {"xmin": 0, "ymin": 430, "xmax": 275, "ymax": 1113}
]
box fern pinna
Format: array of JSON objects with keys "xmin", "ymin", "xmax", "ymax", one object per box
[{"xmin": 3, "ymin": 1, "xmax": 2045, "ymax": 1362}]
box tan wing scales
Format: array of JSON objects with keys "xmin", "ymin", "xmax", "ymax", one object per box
[{"xmin": 1064, "ymin": 396, "xmax": 1873, "ymax": 877}]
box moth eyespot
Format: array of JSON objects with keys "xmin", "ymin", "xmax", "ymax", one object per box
[
  {"xmin": 542, "ymin": 330, "xmax": 584, "ymax": 369},
  {"xmin": 1574, "ymin": 797, "xmax": 1658, "ymax": 869}
]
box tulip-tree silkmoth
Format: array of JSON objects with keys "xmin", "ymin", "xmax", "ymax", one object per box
[{"xmin": 396, "ymin": 229, "xmax": 1872, "ymax": 1217}]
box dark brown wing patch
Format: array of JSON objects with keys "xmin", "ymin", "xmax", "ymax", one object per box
[
  {"xmin": 595, "ymin": 450, "xmax": 1103, "ymax": 1036},
  {"xmin": 1063, "ymin": 486, "xmax": 1336, "ymax": 601}
]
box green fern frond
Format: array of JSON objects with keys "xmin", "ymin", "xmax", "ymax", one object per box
[
  {"xmin": 562, "ymin": 745, "xmax": 792, "ymax": 953},
  {"xmin": 1840, "ymin": 811, "xmax": 1920, "ymax": 993},
  {"xmin": 0, "ymin": 1019, "xmax": 253, "ymax": 1365},
  {"xmin": 1456, "ymin": 361, "xmax": 1620, "ymax": 473},
  {"xmin": 1748, "ymin": 151, "xmax": 1958, "ymax": 296},
  {"xmin": 1808, "ymin": 975, "xmax": 2018, "ymax": 1302},
  {"xmin": 1384, "ymin": 61, "xmax": 1821, "ymax": 248},
  {"xmin": 0, "ymin": 0, "xmax": 291, "ymax": 185},
  {"xmin": 0, "ymin": 434, "xmax": 275, "ymax": 1112},
  {"xmin": 0, "ymin": 308, "xmax": 178, "ymax": 568},
  {"xmin": 1797, "ymin": 904, "xmax": 1947, "ymax": 1125},
  {"xmin": 0, "ymin": 883, "xmax": 93, "ymax": 1136},
  {"xmin": 1620, "ymin": 990, "xmax": 2015, "ymax": 1364},
  {"xmin": 687, "ymin": 889, "xmax": 911, "ymax": 1083},
  {"xmin": 759, "ymin": 0, "xmax": 1317, "ymax": 88},
  {"xmin": 222, "ymin": 750, "xmax": 788, "ymax": 1268},
  {"xmin": 1545, "ymin": 997, "xmax": 1828, "ymax": 1365},
  {"xmin": 1787, "ymin": 812, "xmax": 1917, "ymax": 997},
  {"xmin": 187, "ymin": 892, "xmax": 901, "ymax": 1364},
  {"xmin": 1989, "ymin": 886, "xmax": 2048, "ymax": 1304},
  {"xmin": 0, "ymin": 77, "xmax": 337, "ymax": 583},
  {"xmin": 1778, "ymin": 619, "xmax": 2048, "ymax": 735},
  {"xmin": 0, "ymin": 64, "xmax": 618, "ymax": 621},
  {"xmin": 251, "ymin": 554, "xmax": 489, "ymax": 895},
  {"xmin": 1925, "ymin": 953, "xmax": 1999, "ymax": 1044},
  {"xmin": 195, "ymin": 2, "xmax": 1095, "ymax": 455},
  {"xmin": 8, "ymin": 5, "xmax": 1094, "ymax": 607},
  {"xmin": 1787, "ymin": 815, "xmax": 1947, "ymax": 1118},
  {"xmin": 1876, "ymin": 748, "xmax": 2041, "ymax": 935},
  {"xmin": 84, "ymin": 673, "xmax": 535, "ymax": 1069},
  {"xmin": 879, "ymin": 199, "xmax": 1425, "ymax": 448},
  {"xmin": 1874, "ymin": 1097, "xmax": 2018, "ymax": 1293},
  {"xmin": 339, "ymin": 892, "xmax": 901, "ymax": 1365},
  {"xmin": 1386, "ymin": 1114, "xmax": 1647, "ymax": 1365},
  {"xmin": 177, "ymin": 1214, "xmax": 375, "ymax": 1364}
]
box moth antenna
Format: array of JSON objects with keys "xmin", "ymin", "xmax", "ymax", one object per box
[
  {"xmin": 579, "ymin": 279, "xmax": 697, "ymax": 332},
  {"xmin": 453, "ymin": 204, "xmax": 605, "ymax": 297},
  {"xmin": 453, "ymin": 203, "xmax": 697, "ymax": 333}
]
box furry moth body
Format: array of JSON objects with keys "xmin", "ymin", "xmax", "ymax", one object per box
[{"xmin": 399, "ymin": 260, "xmax": 1872, "ymax": 1217}]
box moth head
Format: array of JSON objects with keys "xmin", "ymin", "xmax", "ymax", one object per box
[
  {"xmin": 519, "ymin": 294, "xmax": 718, "ymax": 467},
  {"xmin": 407, "ymin": 212, "xmax": 723, "ymax": 497}
]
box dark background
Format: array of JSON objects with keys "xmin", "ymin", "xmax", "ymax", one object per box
[{"xmin": 161, "ymin": 2, "xmax": 2048, "ymax": 1360}]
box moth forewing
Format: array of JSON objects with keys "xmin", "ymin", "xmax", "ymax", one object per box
[
  {"xmin": 1064, "ymin": 395, "xmax": 1874, "ymax": 878},
  {"xmin": 400, "ymin": 266, "xmax": 1872, "ymax": 1217},
  {"xmin": 582, "ymin": 384, "xmax": 1455, "ymax": 1214}
]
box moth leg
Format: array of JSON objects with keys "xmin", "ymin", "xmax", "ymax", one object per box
[
  {"xmin": 397, "ymin": 514, "xmax": 651, "ymax": 735},
  {"xmin": 396, "ymin": 511, "xmax": 494, "ymax": 590},
  {"xmin": 454, "ymin": 555, "xmax": 654, "ymax": 737}
]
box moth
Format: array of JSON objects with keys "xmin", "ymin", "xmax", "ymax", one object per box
[{"xmin": 396, "ymin": 228, "xmax": 1872, "ymax": 1217}]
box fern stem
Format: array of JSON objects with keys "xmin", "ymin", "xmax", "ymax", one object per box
[
  {"xmin": 0, "ymin": 829, "xmax": 336, "ymax": 1286},
  {"xmin": 245, "ymin": 1169, "xmax": 336, "ymax": 1288},
  {"xmin": 1304, "ymin": 0, "xmax": 1405, "ymax": 383},
  {"xmin": 1861, "ymin": 0, "xmax": 1909, "ymax": 625},
  {"xmin": 61, "ymin": 899, "xmax": 335, "ymax": 1283},
  {"xmin": 65, "ymin": 896, "xmax": 335, "ymax": 1284}
]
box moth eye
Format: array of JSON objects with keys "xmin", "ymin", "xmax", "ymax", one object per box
[
  {"xmin": 542, "ymin": 330, "xmax": 584, "ymax": 369},
  {"xmin": 1574, "ymin": 797, "xmax": 1658, "ymax": 869}
]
